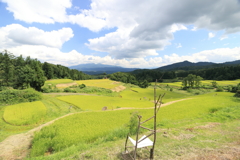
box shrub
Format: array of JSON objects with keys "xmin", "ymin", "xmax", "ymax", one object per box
[
  {"xmin": 234, "ymin": 90, "xmax": 240, "ymax": 97},
  {"xmin": 0, "ymin": 88, "xmax": 42, "ymax": 105},
  {"xmin": 64, "ymin": 87, "xmax": 72, "ymax": 92},
  {"xmin": 216, "ymin": 86, "xmax": 224, "ymax": 92},
  {"xmin": 79, "ymin": 84, "xmax": 86, "ymax": 89}
]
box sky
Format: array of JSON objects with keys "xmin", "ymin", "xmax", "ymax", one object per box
[{"xmin": 1, "ymin": 0, "xmax": 240, "ymax": 69}]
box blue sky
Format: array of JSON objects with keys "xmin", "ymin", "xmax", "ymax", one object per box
[{"xmin": 0, "ymin": 0, "xmax": 240, "ymax": 68}]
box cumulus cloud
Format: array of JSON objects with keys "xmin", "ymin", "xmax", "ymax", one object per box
[
  {"xmin": 176, "ymin": 43, "xmax": 182, "ymax": 48},
  {"xmin": 2, "ymin": 0, "xmax": 71, "ymax": 23},
  {"xmin": 2, "ymin": 0, "xmax": 240, "ymax": 61},
  {"xmin": 84, "ymin": 0, "xmax": 240, "ymax": 59},
  {"xmin": 208, "ymin": 32, "xmax": 215, "ymax": 39},
  {"xmin": 2, "ymin": 45, "xmax": 240, "ymax": 69},
  {"xmin": 0, "ymin": 24, "xmax": 73, "ymax": 48},
  {"xmin": 163, "ymin": 47, "xmax": 240, "ymax": 64}
]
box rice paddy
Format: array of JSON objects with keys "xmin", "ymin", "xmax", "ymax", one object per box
[
  {"xmin": 29, "ymin": 92, "xmax": 240, "ymax": 157},
  {"xmin": 57, "ymin": 94, "xmax": 154, "ymax": 111},
  {"xmin": 3, "ymin": 101, "xmax": 46, "ymax": 125},
  {"xmin": 45, "ymin": 79, "xmax": 74, "ymax": 85},
  {"xmin": 75, "ymin": 79, "xmax": 121, "ymax": 89},
  {"xmin": 1, "ymin": 78, "xmax": 240, "ymax": 159}
]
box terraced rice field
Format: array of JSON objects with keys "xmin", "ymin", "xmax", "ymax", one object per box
[
  {"xmin": 3, "ymin": 101, "xmax": 46, "ymax": 125},
  {"xmin": 75, "ymin": 79, "xmax": 121, "ymax": 89},
  {"xmin": 57, "ymin": 95, "xmax": 153, "ymax": 111},
  {"xmin": 29, "ymin": 92, "xmax": 239, "ymax": 157}
]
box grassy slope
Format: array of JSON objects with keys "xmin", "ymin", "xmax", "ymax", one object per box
[
  {"xmin": 1, "ymin": 79, "xmax": 240, "ymax": 159},
  {"xmin": 27, "ymin": 92, "xmax": 240, "ymax": 159},
  {"xmin": 0, "ymin": 95, "xmax": 80, "ymax": 142}
]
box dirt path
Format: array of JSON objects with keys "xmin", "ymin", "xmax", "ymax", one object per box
[
  {"xmin": 0, "ymin": 113, "xmax": 75, "ymax": 160},
  {"xmin": 0, "ymin": 98, "xmax": 190, "ymax": 160}
]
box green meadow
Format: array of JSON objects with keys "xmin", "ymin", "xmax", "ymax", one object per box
[
  {"xmin": 0, "ymin": 79, "xmax": 240, "ymax": 159},
  {"xmin": 3, "ymin": 101, "xmax": 46, "ymax": 126},
  {"xmin": 75, "ymin": 79, "xmax": 121, "ymax": 89},
  {"xmin": 45, "ymin": 79, "xmax": 74, "ymax": 85}
]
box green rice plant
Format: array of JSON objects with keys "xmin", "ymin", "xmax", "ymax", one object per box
[
  {"xmin": 3, "ymin": 101, "xmax": 46, "ymax": 125},
  {"xmin": 30, "ymin": 92, "xmax": 240, "ymax": 158},
  {"xmin": 202, "ymin": 80, "xmax": 240, "ymax": 86},
  {"xmin": 120, "ymin": 87, "xmax": 189, "ymax": 103},
  {"xmin": 45, "ymin": 79, "xmax": 73, "ymax": 85},
  {"xmin": 75, "ymin": 79, "xmax": 120, "ymax": 89},
  {"xmin": 57, "ymin": 95, "xmax": 153, "ymax": 110},
  {"xmin": 30, "ymin": 110, "xmax": 132, "ymax": 157}
]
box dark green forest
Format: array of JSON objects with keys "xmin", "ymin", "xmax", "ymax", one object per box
[{"xmin": 0, "ymin": 50, "xmax": 91, "ymax": 91}]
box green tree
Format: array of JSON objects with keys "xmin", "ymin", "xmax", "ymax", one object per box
[{"xmin": 182, "ymin": 74, "xmax": 203, "ymax": 88}]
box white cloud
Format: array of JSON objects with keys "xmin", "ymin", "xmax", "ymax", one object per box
[
  {"xmin": 163, "ymin": 47, "xmax": 240, "ymax": 65},
  {"xmin": 0, "ymin": 24, "xmax": 73, "ymax": 48},
  {"xmin": 83, "ymin": 0, "xmax": 240, "ymax": 59},
  {"xmin": 176, "ymin": 43, "xmax": 182, "ymax": 48},
  {"xmin": 208, "ymin": 32, "xmax": 215, "ymax": 39},
  {"xmin": 2, "ymin": 0, "xmax": 71, "ymax": 23},
  {"xmin": 2, "ymin": 45, "xmax": 240, "ymax": 69},
  {"xmin": 220, "ymin": 35, "xmax": 228, "ymax": 40},
  {"xmin": 2, "ymin": 0, "xmax": 240, "ymax": 62}
]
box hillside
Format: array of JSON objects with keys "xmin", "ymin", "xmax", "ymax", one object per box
[
  {"xmin": 156, "ymin": 60, "xmax": 240, "ymax": 71},
  {"xmin": 69, "ymin": 63, "xmax": 138, "ymax": 74}
]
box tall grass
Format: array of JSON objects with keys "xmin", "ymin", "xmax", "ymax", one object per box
[
  {"xmin": 0, "ymin": 88, "xmax": 42, "ymax": 105},
  {"xmin": 75, "ymin": 79, "xmax": 120, "ymax": 89},
  {"xmin": 3, "ymin": 101, "xmax": 46, "ymax": 125},
  {"xmin": 57, "ymin": 95, "xmax": 153, "ymax": 111},
  {"xmin": 45, "ymin": 79, "xmax": 74, "ymax": 85},
  {"xmin": 120, "ymin": 87, "xmax": 189, "ymax": 103},
  {"xmin": 30, "ymin": 92, "xmax": 240, "ymax": 157}
]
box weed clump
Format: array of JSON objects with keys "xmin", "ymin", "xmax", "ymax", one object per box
[{"xmin": 0, "ymin": 88, "xmax": 42, "ymax": 105}]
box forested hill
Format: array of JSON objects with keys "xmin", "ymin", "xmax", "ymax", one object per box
[
  {"xmin": 0, "ymin": 51, "xmax": 91, "ymax": 91},
  {"xmin": 70, "ymin": 63, "xmax": 138, "ymax": 75},
  {"xmin": 156, "ymin": 60, "xmax": 240, "ymax": 71}
]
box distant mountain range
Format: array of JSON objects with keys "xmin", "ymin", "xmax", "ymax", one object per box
[
  {"xmin": 155, "ymin": 60, "xmax": 240, "ymax": 71},
  {"xmin": 69, "ymin": 63, "xmax": 138, "ymax": 75},
  {"xmin": 69, "ymin": 60, "xmax": 240, "ymax": 75}
]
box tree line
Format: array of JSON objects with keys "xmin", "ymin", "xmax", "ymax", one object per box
[
  {"xmin": 176, "ymin": 65, "xmax": 240, "ymax": 80},
  {"xmin": 0, "ymin": 50, "xmax": 91, "ymax": 91}
]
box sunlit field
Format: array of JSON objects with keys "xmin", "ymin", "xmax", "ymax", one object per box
[
  {"xmin": 3, "ymin": 101, "xmax": 46, "ymax": 125},
  {"xmin": 75, "ymin": 79, "xmax": 121, "ymax": 89},
  {"xmin": 29, "ymin": 92, "xmax": 240, "ymax": 157},
  {"xmin": 120, "ymin": 87, "xmax": 189, "ymax": 103},
  {"xmin": 45, "ymin": 79, "xmax": 74, "ymax": 85},
  {"xmin": 57, "ymin": 95, "xmax": 154, "ymax": 110},
  {"xmin": 201, "ymin": 80, "xmax": 240, "ymax": 86}
]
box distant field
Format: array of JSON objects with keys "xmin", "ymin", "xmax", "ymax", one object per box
[
  {"xmin": 3, "ymin": 101, "xmax": 46, "ymax": 125},
  {"xmin": 160, "ymin": 80, "xmax": 240, "ymax": 87},
  {"xmin": 30, "ymin": 92, "xmax": 239, "ymax": 157},
  {"xmin": 57, "ymin": 95, "xmax": 153, "ymax": 110},
  {"xmin": 201, "ymin": 80, "xmax": 240, "ymax": 86},
  {"xmin": 120, "ymin": 87, "xmax": 189, "ymax": 103},
  {"xmin": 75, "ymin": 79, "xmax": 121, "ymax": 89},
  {"xmin": 45, "ymin": 79, "xmax": 74, "ymax": 85}
]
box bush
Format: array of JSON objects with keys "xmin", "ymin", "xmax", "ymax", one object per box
[
  {"xmin": 0, "ymin": 88, "xmax": 42, "ymax": 105},
  {"xmin": 234, "ymin": 90, "xmax": 240, "ymax": 97},
  {"xmin": 64, "ymin": 87, "xmax": 72, "ymax": 92},
  {"xmin": 79, "ymin": 84, "xmax": 86, "ymax": 89},
  {"xmin": 216, "ymin": 86, "xmax": 224, "ymax": 92}
]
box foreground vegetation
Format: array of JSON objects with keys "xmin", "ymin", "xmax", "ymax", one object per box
[
  {"xmin": 3, "ymin": 101, "xmax": 46, "ymax": 126},
  {"xmin": 0, "ymin": 79, "xmax": 240, "ymax": 160},
  {"xmin": 29, "ymin": 92, "xmax": 239, "ymax": 158}
]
